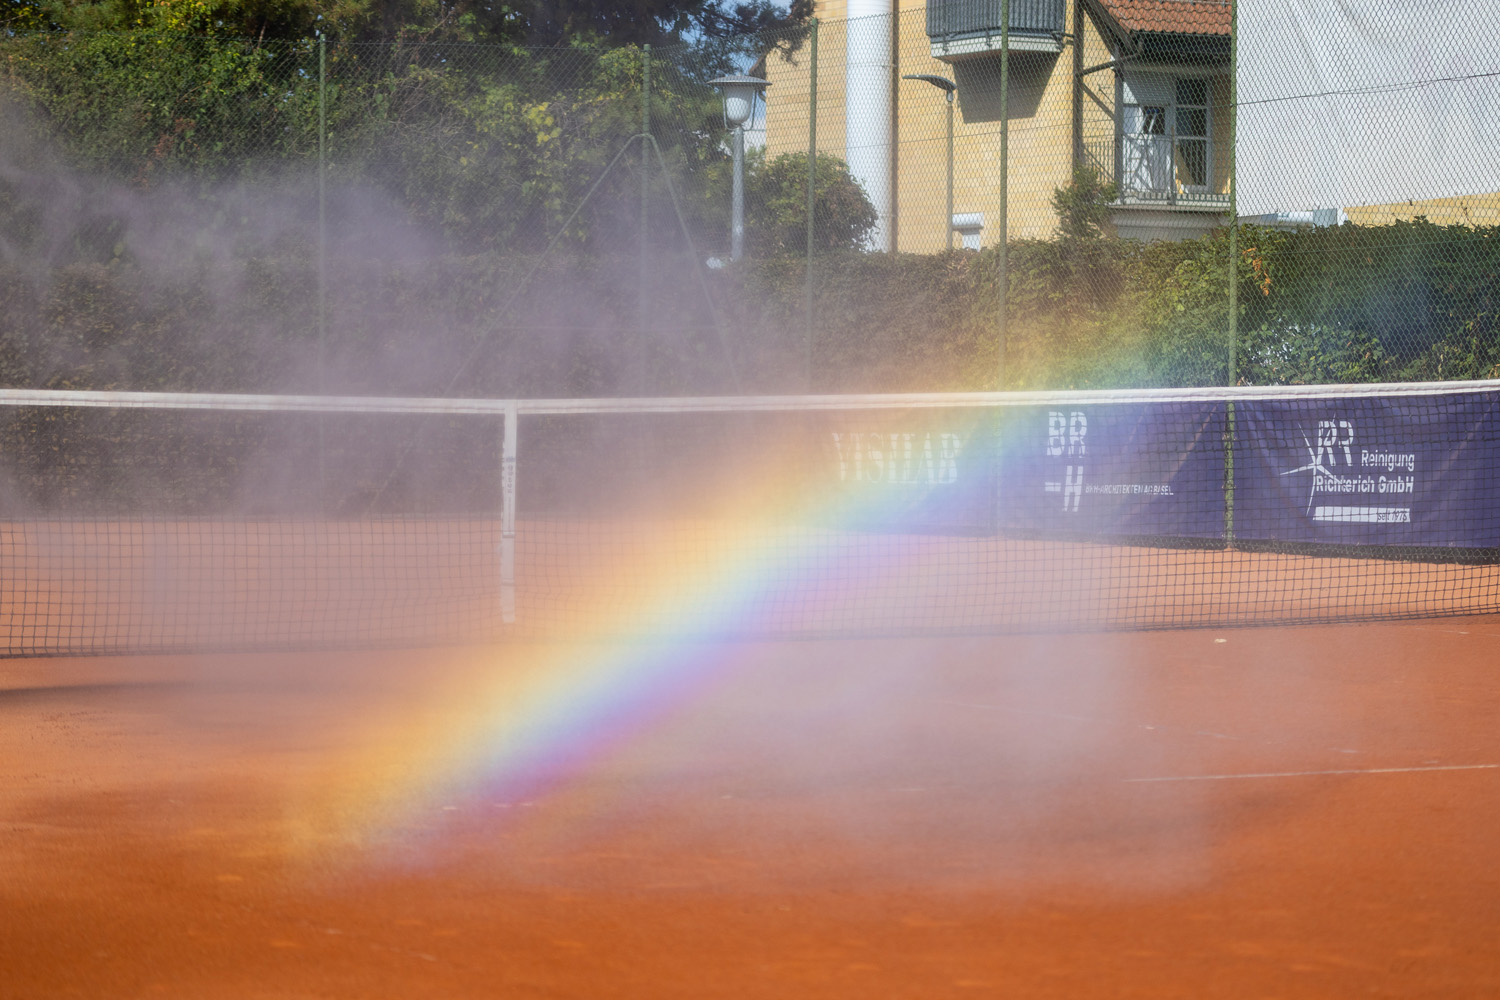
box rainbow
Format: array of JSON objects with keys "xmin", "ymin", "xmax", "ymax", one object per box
[{"xmin": 296, "ymin": 418, "xmax": 992, "ymax": 847}]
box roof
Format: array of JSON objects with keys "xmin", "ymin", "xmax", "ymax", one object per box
[{"xmin": 1094, "ymin": 0, "xmax": 1231, "ymax": 37}]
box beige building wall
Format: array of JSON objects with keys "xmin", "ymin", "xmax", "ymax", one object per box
[
  {"xmin": 890, "ymin": 7, "xmax": 1090, "ymax": 250},
  {"xmin": 1076, "ymin": 4, "xmax": 1117, "ymax": 183},
  {"xmin": 763, "ymin": 1, "xmax": 1234, "ymax": 250},
  {"xmin": 761, "ymin": 5, "xmax": 847, "ymax": 200},
  {"xmin": 1343, "ymin": 194, "xmax": 1500, "ymax": 227},
  {"xmin": 765, "ymin": 2, "xmax": 1110, "ymax": 251},
  {"xmin": 762, "ymin": 1, "xmax": 1218, "ymax": 250},
  {"xmin": 763, "ymin": 6, "xmax": 1500, "ymax": 248}
]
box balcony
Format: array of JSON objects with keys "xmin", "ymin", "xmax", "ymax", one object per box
[
  {"xmin": 925, "ymin": 0, "xmax": 1067, "ymax": 61},
  {"xmin": 1084, "ymin": 136, "xmax": 1231, "ymax": 211}
]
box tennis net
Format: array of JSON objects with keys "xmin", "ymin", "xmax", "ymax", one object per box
[{"xmin": 2, "ymin": 381, "xmax": 1498, "ymax": 655}]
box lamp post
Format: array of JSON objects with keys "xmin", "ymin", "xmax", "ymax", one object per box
[
  {"xmin": 710, "ymin": 74, "xmax": 770, "ymax": 262},
  {"xmin": 902, "ymin": 73, "xmax": 956, "ymax": 250}
]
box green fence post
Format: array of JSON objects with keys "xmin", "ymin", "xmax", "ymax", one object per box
[
  {"xmin": 1225, "ymin": 0, "xmax": 1238, "ymax": 548},
  {"xmin": 888, "ymin": 8, "xmax": 899, "ymax": 255},
  {"xmin": 317, "ymin": 33, "xmax": 328, "ymax": 506},
  {"xmin": 318, "ymin": 33, "xmax": 327, "ymax": 393},
  {"xmin": 805, "ymin": 18, "xmax": 819, "ymax": 390},
  {"xmin": 1227, "ymin": 0, "xmax": 1238, "ymax": 389},
  {"xmin": 997, "ymin": 0, "xmax": 1010, "ymax": 389},
  {"xmin": 640, "ymin": 44, "xmax": 651, "ymax": 337}
]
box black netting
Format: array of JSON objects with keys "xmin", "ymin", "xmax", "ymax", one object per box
[{"xmin": 1, "ymin": 385, "xmax": 1498, "ymax": 655}]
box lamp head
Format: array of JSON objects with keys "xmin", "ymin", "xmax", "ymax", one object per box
[
  {"xmin": 709, "ymin": 74, "xmax": 770, "ymax": 128},
  {"xmin": 902, "ymin": 73, "xmax": 958, "ymax": 101}
]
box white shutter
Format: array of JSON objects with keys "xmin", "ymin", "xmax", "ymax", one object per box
[{"xmin": 1121, "ymin": 72, "xmax": 1172, "ymax": 109}]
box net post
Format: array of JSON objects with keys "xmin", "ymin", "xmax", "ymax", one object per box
[
  {"xmin": 805, "ymin": 17, "xmax": 819, "ymax": 391},
  {"xmin": 997, "ymin": 0, "xmax": 1010, "ymax": 389},
  {"xmin": 1224, "ymin": 0, "xmax": 1239, "ymax": 549},
  {"xmin": 500, "ymin": 401, "xmax": 518, "ymax": 625},
  {"xmin": 1227, "ymin": 0, "xmax": 1238, "ymax": 389}
]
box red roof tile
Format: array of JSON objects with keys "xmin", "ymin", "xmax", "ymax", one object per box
[{"xmin": 1097, "ymin": 0, "xmax": 1231, "ymax": 36}]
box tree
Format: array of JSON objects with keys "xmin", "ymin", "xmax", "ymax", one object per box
[
  {"xmin": 2, "ymin": 29, "xmax": 321, "ymax": 184},
  {"xmin": 17, "ymin": 0, "xmax": 809, "ymax": 44},
  {"xmin": 742, "ymin": 150, "xmax": 877, "ymax": 257},
  {"xmin": 2, "ymin": 0, "xmax": 59, "ymax": 30},
  {"xmin": 1051, "ymin": 163, "xmax": 1118, "ymax": 239},
  {"xmin": 498, "ymin": 0, "xmax": 811, "ymax": 47}
]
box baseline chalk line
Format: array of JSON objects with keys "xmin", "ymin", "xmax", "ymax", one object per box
[{"xmin": 1125, "ymin": 763, "xmax": 1499, "ymax": 783}]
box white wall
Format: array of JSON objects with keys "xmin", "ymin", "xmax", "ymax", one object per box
[
  {"xmin": 845, "ymin": 2, "xmax": 893, "ymax": 250},
  {"xmin": 1237, "ymin": 0, "xmax": 1500, "ymax": 216}
]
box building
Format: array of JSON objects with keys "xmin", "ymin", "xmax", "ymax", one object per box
[{"xmin": 761, "ymin": 0, "xmax": 1234, "ymax": 251}]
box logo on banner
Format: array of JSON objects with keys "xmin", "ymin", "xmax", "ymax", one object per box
[
  {"xmin": 1043, "ymin": 410, "xmax": 1087, "ymax": 512},
  {"xmin": 831, "ymin": 431, "xmax": 965, "ymax": 485},
  {"xmin": 1280, "ymin": 418, "xmax": 1415, "ymax": 523},
  {"xmin": 1039, "ymin": 409, "xmax": 1176, "ymax": 514}
]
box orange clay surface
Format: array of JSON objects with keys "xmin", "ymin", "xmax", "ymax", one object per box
[{"xmin": 2, "ymin": 619, "xmax": 1499, "ymax": 999}]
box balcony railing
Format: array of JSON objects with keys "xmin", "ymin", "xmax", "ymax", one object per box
[
  {"xmin": 1083, "ymin": 136, "xmax": 1230, "ymax": 209},
  {"xmin": 926, "ymin": 0, "xmax": 1066, "ymax": 56}
]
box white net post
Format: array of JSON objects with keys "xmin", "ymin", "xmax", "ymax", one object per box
[{"xmin": 500, "ymin": 400, "xmax": 518, "ymax": 625}]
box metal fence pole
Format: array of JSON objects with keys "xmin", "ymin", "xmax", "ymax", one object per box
[
  {"xmin": 946, "ymin": 88, "xmax": 953, "ymax": 250},
  {"xmin": 1225, "ymin": 0, "xmax": 1239, "ymax": 547},
  {"xmin": 805, "ymin": 18, "xmax": 819, "ymax": 389},
  {"xmin": 731, "ymin": 126, "xmax": 745, "ymax": 260},
  {"xmin": 317, "ymin": 34, "xmax": 327, "ymax": 394},
  {"xmin": 888, "ymin": 5, "xmax": 900, "ymax": 255},
  {"xmin": 640, "ymin": 44, "xmax": 651, "ymax": 335},
  {"xmin": 317, "ymin": 34, "xmax": 328, "ymax": 506},
  {"xmin": 1227, "ymin": 0, "xmax": 1238, "ymax": 388},
  {"xmin": 997, "ymin": 0, "xmax": 1010, "ymax": 389}
]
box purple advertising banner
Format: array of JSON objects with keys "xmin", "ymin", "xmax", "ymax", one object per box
[
  {"xmin": 995, "ymin": 402, "xmax": 1227, "ymax": 539},
  {"xmin": 1233, "ymin": 392, "xmax": 1500, "ymax": 548},
  {"xmin": 820, "ymin": 409, "xmax": 999, "ymax": 534}
]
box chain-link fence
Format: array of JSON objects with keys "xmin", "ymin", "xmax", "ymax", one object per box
[{"xmin": 3, "ymin": 1, "xmax": 1498, "ymax": 396}]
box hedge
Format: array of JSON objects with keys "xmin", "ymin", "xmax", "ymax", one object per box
[{"xmin": 5, "ymin": 170, "xmax": 1500, "ymax": 397}]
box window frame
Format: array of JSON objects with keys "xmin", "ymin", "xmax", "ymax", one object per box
[{"xmin": 1116, "ymin": 69, "xmax": 1216, "ymax": 199}]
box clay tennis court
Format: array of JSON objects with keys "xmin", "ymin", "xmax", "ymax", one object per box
[
  {"xmin": 4, "ymin": 616, "xmax": 1498, "ymax": 998},
  {"xmin": 5, "ymin": 519, "xmax": 1499, "ymax": 651}
]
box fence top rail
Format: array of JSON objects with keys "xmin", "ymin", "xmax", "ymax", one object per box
[{"xmin": 0, "ymin": 380, "xmax": 1499, "ymax": 417}]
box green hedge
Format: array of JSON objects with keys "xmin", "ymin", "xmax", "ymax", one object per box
[{"xmin": 5, "ymin": 182, "xmax": 1500, "ymax": 396}]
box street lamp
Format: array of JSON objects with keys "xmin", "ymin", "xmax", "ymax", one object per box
[
  {"xmin": 902, "ymin": 73, "xmax": 957, "ymax": 250},
  {"xmin": 709, "ymin": 74, "xmax": 770, "ymax": 262}
]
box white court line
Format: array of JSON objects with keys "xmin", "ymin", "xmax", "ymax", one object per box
[
  {"xmin": 941, "ymin": 701, "xmax": 1242, "ymax": 741},
  {"xmin": 940, "ymin": 700, "xmax": 1096, "ymax": 724},
  {"xmin": 1411, "ymin": 626, "xmax": 1500, "ymax": 638},
  {"xmin": 1125, "ymin": 763, "xmax": 1499, "ymax": 783}
]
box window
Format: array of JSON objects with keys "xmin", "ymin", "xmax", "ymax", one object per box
[
  {"xmin": 1120, "ymin": 73, "xmax": 1213, "ymax": 198},
  {"xmin": 1174, "ymin": 79, "xmax": 1209, "ymax": 190}
]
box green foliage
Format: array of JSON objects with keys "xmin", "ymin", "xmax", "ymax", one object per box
[
  {"xmin": 345, "ymin": 43, "xmax": 686, "ymax": 251},
  {"xmin": 7, "ymin": 29, "xmax": 1500, "ymax": 396},
  {"xmin": 741, "ymin": 149, "xmax": 876, "ymax": 257},
  {"xmin": 793, "ymin": 251, "xmax": 984, "ymax": 389},
  {"xmin": 9, "ymin": 218, "xmax": 1500, "ymax": 397},
  {"xmin": 505, "ymin": 0, "xmax": 811, "ymax": 47},
  {"xmin": 0, "ymin": 34, "xmax": 742, "ymax": 253},
  {"xmin": 1239, "ymin": 323, "xmax": 1392, "ymax": 385},
  {"xmin": 1000, "ymin": 237, "xmax": 1139, "ymax": 387},
  {"xmin": 3, "ymin": 32, "xmax": 319, "ymax": 181},
  {"xmin": 1050, "ymin": 163, "xmax": 1118, "ymax": 240},
  {"xmin": 3, "ymin": 0, "xmax": 60, "ymax": 31},
  {"xmin": 20, "ymin": 0, "xmax": 809, "ymax": 45},
  {"xmin": 1233, "ymin": 220, "xmax": 1500, "ymax": 382}
]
